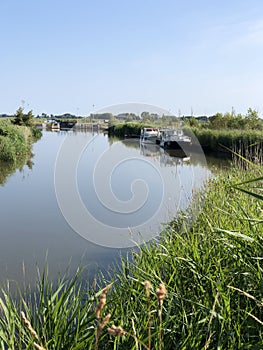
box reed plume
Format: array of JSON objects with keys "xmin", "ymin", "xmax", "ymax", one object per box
[{"xmin": 95, "ymin": 284, "xmax": 111, "ymax": 320}]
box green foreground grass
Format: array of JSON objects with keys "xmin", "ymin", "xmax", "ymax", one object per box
[{"xmin": 0, "ymin": 165, "xmax": 263, "ymax": 349}]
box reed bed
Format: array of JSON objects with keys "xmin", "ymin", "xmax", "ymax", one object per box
[
  {"xmin": 0, "ymin": 164, "xmax": 263, "ymax": 349},
  {"xmin": 187, "ymin": 128, "xmax": 263, "ymax": 161}
]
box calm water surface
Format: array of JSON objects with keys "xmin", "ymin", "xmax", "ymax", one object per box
[{"xmin": 0, "ymin": 130, "xmax": 210, "ymax": 286}]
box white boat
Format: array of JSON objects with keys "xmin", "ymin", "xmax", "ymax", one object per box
[
  {"xmin": 158, "ymin": 129, "xmax": 191, "ymax": 150},
  {"xmin": 51, "ymin": 121, "xmax": 60, "ymax": 130},
  {"xmin": 140, "ymin": 127, "xmax": 159, "ymax": 144}
]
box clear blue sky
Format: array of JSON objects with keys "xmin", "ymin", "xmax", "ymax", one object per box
[{"xmin": 1, "ymin": 0, "xmax": 263, "ymax": 116}]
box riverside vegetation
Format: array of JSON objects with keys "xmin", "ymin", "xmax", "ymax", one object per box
[
  {"xmin": 0, "ymin": 108, "xmax": 42, "ymax": 184},
  {"xmin": 0, "ymin": 158, "xmax": 262, "ymax": 349},
  {"xmin": 108, "ymin": 108, "xmax": 263, "ymax": 161}
]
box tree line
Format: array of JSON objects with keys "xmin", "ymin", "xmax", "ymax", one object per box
[{"xmin": 185, "ymin": 108, "xmax": 262, "ymax": 130}]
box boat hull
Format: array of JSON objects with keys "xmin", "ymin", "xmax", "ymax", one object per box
[
  {"xmin": 160, "ymin": 140, "xmax": 192, "ymax": 151},
  {"xmin": 140, "ymin": 136, "xmax": 158, "ymax": 144}
]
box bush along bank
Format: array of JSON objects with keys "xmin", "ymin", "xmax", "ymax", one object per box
[
  {"xmin": 0, "ymin": 164, "xmax": 262, "ymax": 349},
  {"xmin": 0, "ymin": 118, "xmax": 41, "ymax": 163},
  {"xmin": 108, "ymin": 122, "xmax": 143, "ymax": 137}
]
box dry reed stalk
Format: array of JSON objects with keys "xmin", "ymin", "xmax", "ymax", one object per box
[
  {"xmin": 33, "ymin": 343, "xmax": 47, "ymax": 350},
  {"xmin": 94, "ymin": 285, "xmax": 112, "ymax": 350},
  {"xmin": 95, "ymin": 314, "xmax": 111, "ymax": 350},
  {"xmin": 156, "ymin": 283, "xmax": 167, "ymax": 350},
  {"xmin": 21, "ymin": 311, "xmax": 39, "ymax": 341},
  {"xmin": 132, "ymin": 318, "xmax": 139, "ymax": 350},
  {"xmin": 22, "ymin": 260, "xmax": 26, "ymax": 277},
  {"xmin": 93, "ymin": 276, "xmax": 97, "ymax": 290},
  {"xmin": 228, "ymin": 285, "xmax": 263, "ymax": 306},
  {"xmin": 246, "ymin": 312, "xmax": 263, "ymax": 326},
  {"xmin": 21, "ymin": 311, "xmax": 47, "ymax": 350},
  {"xmin": 144, "ymin": 280, "xmax": 152, "ymax": 349},
  {"xmin": 204, "ymin": 291, "xmax": 219, "ymax": 350}
]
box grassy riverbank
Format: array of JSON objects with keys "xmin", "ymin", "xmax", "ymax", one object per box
[
  {"xmin": 0, "ymin": 119, "xmax": 42, "ymax": 184},
  {"xmin": 106, "ymin": 165, "xmax": 263, "ymax": 349},
  {"xmin": 0, "ymin": 163, "xmax": 262, "ymax": 349},
  {"xmin": 0, "ymin": 119, "xmax": 41, "ymax": 163},
  {"xmin": 184, "ymin": 127, "xmax": 263, "ymax": 156}
]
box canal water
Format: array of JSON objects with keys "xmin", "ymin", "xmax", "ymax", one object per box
[{"xmin": 0, "ymin": 130, "xmax": 209, "ymax": 287}]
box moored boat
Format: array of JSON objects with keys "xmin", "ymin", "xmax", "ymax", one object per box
[
  {"xmin": 50, "ymin": 121, "xmax": 60, "ymax": 130},
  {"xmin": 140, "ymin": 127, "xmax": 159, "ymax": 144},
  {"xmin": 158, "ymin": 129, "xmax": 191, "ymax": 150}
]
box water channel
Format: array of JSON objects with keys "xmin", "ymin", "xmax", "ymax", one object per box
[{"xmin": 0, "ymin": 130, "xmax": 210, "ymax": 287}]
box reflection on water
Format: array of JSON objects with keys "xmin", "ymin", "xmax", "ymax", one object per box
[
  {"xmin": 0, "ymin": 152, "xmax": 35, "ymax": 186},
  {"xmin": 0, "ymin": 131, "xmax": 210, "ymax": 287},
  {"xmin": 139, "ymin": 143, "xmax": 190, "ymax": 166}
]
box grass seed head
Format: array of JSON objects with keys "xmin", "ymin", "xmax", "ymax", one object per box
[
  {"xmin": 144, "ymin": 280, "xmax": 151, "ymax": 297},
  {"xmin": 99, "ymin": 313, "xmax": 111, "ymax": 330},
  {"xmin": 108, "ymin": 325, "xmax": 125, "ymax": 336},
  {"xmin": 156, "ymin": 283, "xmax": 167, "ymax": 304},
  {"xmin": 95, "ymin": 284, "xmax": 112, "ymax": 319}
]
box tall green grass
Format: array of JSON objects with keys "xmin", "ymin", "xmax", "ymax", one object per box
[
  {"xmin": 185, "ymin": 127, "xmax": 263, "ymax": 158},
  {"xmin": 0, "ymin": 268, "xmax": 98, "ymax": 350},
  {"xmin": 100, "ymin": 166, "xmax": 263, "ymax": 349},
  {"xmin": 0, "ymin": 165, "xmax": 262, "ymax": 349}
]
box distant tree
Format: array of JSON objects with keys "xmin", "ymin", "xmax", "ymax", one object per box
[
  {"xmin": 226, "ymin": 112, "xmax": 244, "ymax": 129},
  {"xmin": 185, "ymin": 116, "xmax": 200, "ymax": 128},
  {"xmin": 209, "ymin": 113, "xmax": 227, "ymax": 129},
  {"xmin": 126, "ymin": 113, "xmax": 138, "ymax": 121},
  {"xmin": 244, "ymin": 108, "xmax": 262, "ymax": 130},
  {"xmin": 13, "ymin": 107, "xmax": 24, "ymax": 125},
  {"xmin": 141, "ymin": 112, "xmax": 154, "ymax": 123},
  {"xmin": 23, "ymin": 110, "xmax": 34, "ymax": 126},
  {"xmin": 126, "ymin": 115, "xmax": 133, "ymax": 122},
  {"xmin": 13, "ymin": 107, "xmax": 34, "ymax": 126}
]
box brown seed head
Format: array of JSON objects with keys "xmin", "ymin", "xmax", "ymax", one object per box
[
  {"xmin": 144, "ymin": 280, "xmax": 151, "ymax": 298},
  {"xmin": 108, "ymin": 325, "xmax": 125, "ymax": 336},
  {"xmin": 156, "ymin": 283, "xmax": 167, "ymax": 303},
  {"xmin": 99, "ymin": 313, "xmax": 111, "ymax": 330},
  {"xmin": 95, "ymin": 284, "xmax": 112, "ymax": 319}
]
